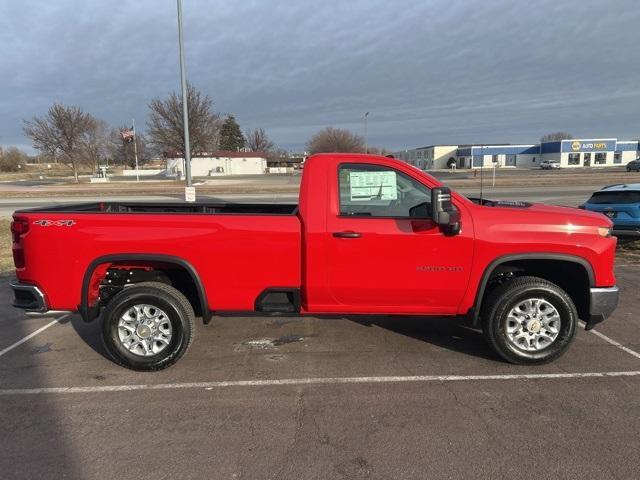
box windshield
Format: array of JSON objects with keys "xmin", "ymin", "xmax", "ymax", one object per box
[{"xmin": 588, "ymin": 191, "xmax": 640, "ymax": 204}]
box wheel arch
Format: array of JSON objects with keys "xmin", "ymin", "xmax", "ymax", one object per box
[
  {"xmin": 80, "ymin": 254, "xmax": 210, "ymax": 324},
  {"xmin": 470, "ymin": 253, "xmax": 594, "ymax": 327}
]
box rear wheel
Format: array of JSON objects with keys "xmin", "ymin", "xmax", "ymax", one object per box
[
  {"xmin": 481, "ymin": 276, "xmax": 577, "ymax": 365},
  {"xmin": 101, "ymin": 282, "xmax": 195, "ymax": 371}
]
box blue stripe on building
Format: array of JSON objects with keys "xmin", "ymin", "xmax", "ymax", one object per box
[
  {"xmin": 617, "ymin": 141, "xmax": 639, "ymax": 152},
  {"xmin": 541, "ymin": 141, "xmax": 562, "ymax": 153},
  {"xmin": 470, "ymin": 145, "xmax": 540, "ymax": 156}
]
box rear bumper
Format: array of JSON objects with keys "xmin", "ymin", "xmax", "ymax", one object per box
[
  {"xmin": 11, "ymin": 281, "xmax": 72, "ymax": 318},
  {"xmin": 586, "ymin": 286, "xmax": 619, "ymax": 330},
  {"xmin": 11, "ymin": 281, "xmax": 47, "ymax": 312}
]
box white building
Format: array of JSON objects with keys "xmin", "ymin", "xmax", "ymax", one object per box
[
  {"xmin": 166, "ymin": 151, "xmax": 268, "ymax": 177},
  {"xmin": 394, "ymin": 138, "xmax": 639, "ymax": 170},
  {"xmin": 539, "ymin": 139, "xmax": 639, "ymax": 168},
  {"xmin": 393, "ymin": 145, "xmax": 458, "ymax": 169}
]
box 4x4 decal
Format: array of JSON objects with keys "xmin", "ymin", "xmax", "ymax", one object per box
[{"xmin": 33, "ymin": 220, "xmax": 76, "ymax": 227}]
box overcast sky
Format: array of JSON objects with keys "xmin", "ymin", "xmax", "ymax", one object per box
[{"xmin": 1, "ymin": 0, "xmax": 639, "ymax": 153}]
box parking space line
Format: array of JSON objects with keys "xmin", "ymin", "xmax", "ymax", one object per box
[
  {"xmin": 1, "ymin": 370, "xmax": 639, "ymax": 396},
  {"xmin": 580, "ymin": 321, "xmax": 640, "ymax": 360},
  {"xmin": 0, "ymin": 314, "xmax": 69, "ymax": 359}
]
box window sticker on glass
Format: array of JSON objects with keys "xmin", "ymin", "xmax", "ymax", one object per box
[{"xmin": 349, "ymin": 171, "xmax": 398, "ymax": 201}]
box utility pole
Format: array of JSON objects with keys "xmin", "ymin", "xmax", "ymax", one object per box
[
  {"xmin": 177, "ymin": 0, "xmax": 194, "ymax": 201},
  {"xmin": 364, "ymin": 112, "xmax": 369, "ymax": 154},
  {"xmin": 132, "ymin": 118, "xmax": 139, "ymax": 182}
]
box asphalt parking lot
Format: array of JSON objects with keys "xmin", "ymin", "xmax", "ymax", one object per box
[{"xmin": 1, "ymin": 262, "xmax": 639, "ymax": 480}]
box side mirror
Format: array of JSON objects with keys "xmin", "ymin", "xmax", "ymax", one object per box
[{"xmin": 431, "ymin": 187, "xmax": 461, "ymax": 235}]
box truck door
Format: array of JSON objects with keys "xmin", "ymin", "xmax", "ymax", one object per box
[{"xmin": 325, "ymin": 162, "xmax": 473, "ymax": 314}]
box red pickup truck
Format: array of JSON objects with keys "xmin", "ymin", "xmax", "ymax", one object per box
[{"xmin": 11, "ymin": 154, "xmax": 619, "ymax": 370}]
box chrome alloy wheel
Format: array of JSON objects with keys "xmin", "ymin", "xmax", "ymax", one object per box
[
  {"xmin": 117, "ymin": 304, "xmax": 173, "ymax": 357},
  {"xmin": 505, "ymin": 298, "xmax": 561, "ymax": 352}
]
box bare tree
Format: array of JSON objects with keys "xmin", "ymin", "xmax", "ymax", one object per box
[
  {"xmin": 245, "ymin": 127, "xmax": 275, "ymax": 153},
  {"xmin": 267, "ymin": 148, "xmax": 291, "ymax": 165},
  {"xmin": 108, "ymin": 126, "xmax": 150, "ymax": 169},
  {"xmin": 306, "ymin": 127, "xmax": 365, "ymax": 155},
  {"xmin": 147, "ymin": 83, "xmax": 220, "ymax": 158},
  {"xmin": 365, "ymin": 146, "xmax": 393, "ymax": 156},
  {"xmin": 81, "ymin": 118, "xmax": 109, "ymax": 172},
  {"xmin": 0, "ymin": 147, "xmax": 29, "ymax": 172},
  {"xmin": 23, "ymin": 103, "xmax": 96, "ymax": 182},
  {"xmin": 540, "ymin": 132, "xmax": 573, "ymax": 143}
]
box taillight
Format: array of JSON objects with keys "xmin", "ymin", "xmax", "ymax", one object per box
[
  {"xmin": 12, "ymin": 247, "xmax": 25, "ymax": 269},
  {"xmin": 11, "ymin": 219, "xmax": 29, "ymax": 242},
  {"xmin": 11, "ymin": 218, "xmax": 29, "ymax": 269}
]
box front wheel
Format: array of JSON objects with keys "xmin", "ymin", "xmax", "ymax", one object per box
[
  {"xmin": 481, "ymin": 276, "xmax": 577, "ymax": 365},
  {"xmin": 101, "ymin": 282, "xmax": 195, "ymax": 371}
]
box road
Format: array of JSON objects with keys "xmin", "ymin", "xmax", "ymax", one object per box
[
  {"xmin": 0, "ymin": 185, "xmax": 599, "ymax": 216},
  {"xmin": 0, "ymin": 264, "xmax": 639, "ymax": 479}
]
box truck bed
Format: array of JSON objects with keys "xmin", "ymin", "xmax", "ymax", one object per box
[
  {"xmin": 13, "ymin": 201, "xmax": 302, "ymax": 313},
  {"xmin": 16, "ymin": 201, "xmax": 298, "ymax": 215}
]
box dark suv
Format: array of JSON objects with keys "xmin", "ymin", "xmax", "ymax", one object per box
[{"xmin": 627, "ymin": 159, "xmax": 640, "ymax": 172}]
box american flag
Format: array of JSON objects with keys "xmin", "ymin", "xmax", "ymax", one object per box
[{"xmin": 120, "ymin": 127, "xmax": 135, "ymax": 142}]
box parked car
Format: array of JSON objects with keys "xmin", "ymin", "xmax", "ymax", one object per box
[
  {"xmin": 626, "ymin": 159, "xmax": 640, "ymax": 172},
  {"xmin": 540, "ymin": 160, "xmax": 561, "ymax": 170},
  {"xmin": 11, "ymin": 153, "xmax": 618, "ymax": 370},
  {"xmin": 581, "ymin": 183, "xmax": 640, "ymax": 237}
]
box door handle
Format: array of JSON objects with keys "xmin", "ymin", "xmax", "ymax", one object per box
[{"xmin": 333, "ymin": 231, "xmax": 362, "ymax": 238}]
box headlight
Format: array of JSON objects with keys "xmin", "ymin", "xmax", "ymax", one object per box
[{"xmin": 598, "ymin": 227, "xmax": 612, "ymax": 237}]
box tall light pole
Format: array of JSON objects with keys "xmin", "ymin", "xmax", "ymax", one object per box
[
  {"xmin": 364, "ymin": 111, "xmax": 369, "ymax": 154},
  {"xmin": 177, "ymin": 0, "xmax": 194, "ymax": 201}
]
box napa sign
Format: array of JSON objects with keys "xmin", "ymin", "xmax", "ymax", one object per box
[{"xmin": 562, "ymin": 139, "xmax": 616, "ymax": 152}]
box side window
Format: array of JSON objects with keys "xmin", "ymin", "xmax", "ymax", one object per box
[{"xmin": 338, "ymin": 164, "xmax": 432, "ymax": 218}]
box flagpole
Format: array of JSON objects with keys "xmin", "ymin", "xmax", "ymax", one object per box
[{"xmin": 132, "ymin": 119, "xmax": 140, "ymax": 182}]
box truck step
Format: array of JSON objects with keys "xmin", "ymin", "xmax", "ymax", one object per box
[{"xmin": 255, "ymin": 289, "xmax": 301, "ymax": 314}]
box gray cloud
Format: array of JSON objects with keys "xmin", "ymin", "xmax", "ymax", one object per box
[{"xmin": 1, "ymin": 0, "xmax": 639, "ymax": 153}]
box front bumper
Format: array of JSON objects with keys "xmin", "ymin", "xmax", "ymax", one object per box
[
  {"xmin": 612, "ymin": 227, "xmax": 640, "ymax": 238},
  {"xmin": 11, "ymin": 281, "xmax": 71, "ymax": 318},
  {"xmin": 586, "ymin": 286, "xmax": 619, "ymax": 330}
]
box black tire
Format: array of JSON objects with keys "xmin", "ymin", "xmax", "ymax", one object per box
[
  {"xmin": 481, "ymin": 276, "xmax": 577, "ymax": 365},
  {"xmin": 101, "ymin": 282, "xmax": 195, "ymax": 371}
]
